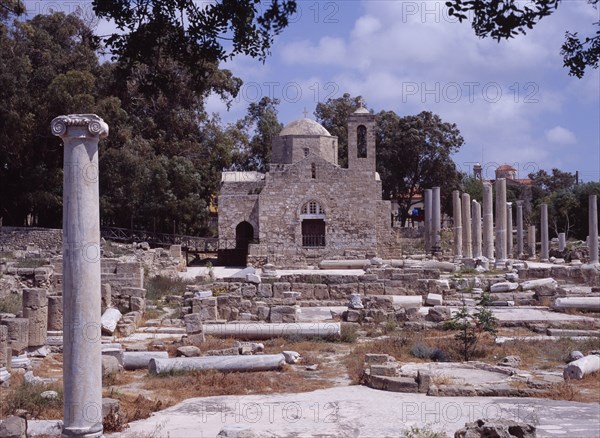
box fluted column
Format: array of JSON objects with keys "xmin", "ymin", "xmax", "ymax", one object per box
[
  {"xmin": 452, "ymin": 190, "xmax": 462, "ymax": 257},
  {"xmin": 516, "ymin": 201, "xmax": 524, "ymax": 257},
  {"xmin": 506, "ymin": 202, "xmax": 513, "ymax": 258},
  {"xmin": 424, "ymin": 189, "xmax": 432, "ymax": 253},
  {"xmin": 495, "ymin": 178, "xmax": 507, "ymax": 261},
  {"xmin": 541, "ymin": 203, "xmax": 549, "ymax": 261},
  {"xmin": 52, "ymin": 114, "xmax": 108, "ymax": 438},
  {"xmin": 432, "ymin": 187, "xmax": 441, "ymax": 252},
  {"xmin": 461, "ymin": 193, "xmax": 472, "ymax": 258},
  {"xmin": 528, "ymin": 225, "xmax": 536, "ymax": 258},
  {"xmin": 590, "ymin": 195, "xmax": 598, "ymax": 264},
  {"xmin": 472, "ymin": 200, "xmax": 482, "ymax": 258},
  {"xmin": 482, "ymin": 182, "xmax": 494, "ymax": 259}
]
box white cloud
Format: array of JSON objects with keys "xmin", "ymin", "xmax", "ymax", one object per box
[{"xmin": 545, "ymin": 126, "xmax": 577, "ymax": 145}]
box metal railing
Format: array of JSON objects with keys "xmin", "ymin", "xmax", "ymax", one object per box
[{"xmin": 302, "ymin": 234, "xmax": 326, "ymax": 247}]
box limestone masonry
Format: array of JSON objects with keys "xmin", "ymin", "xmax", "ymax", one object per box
[{"xmin": 218, "ymin": 107, "xmax": 396, "ymax": 266}]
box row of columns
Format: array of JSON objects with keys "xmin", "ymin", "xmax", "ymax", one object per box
[{"xmin": 450, "ymin": 183, "xmax": 599, "ymax": 264}]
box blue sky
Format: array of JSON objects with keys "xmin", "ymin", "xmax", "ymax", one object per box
[
  {"xmin": 25, "ymin": 0, "xmax": 600, "ymax": 182},
  {"xmin": 206, "ymin": 0, "xmax": 600, "ymax": 182}
]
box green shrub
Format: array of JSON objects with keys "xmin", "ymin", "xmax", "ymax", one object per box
[
  {"xmin": 0, "ymin": 293, "xmax": 22, "ymax": 314},
  {"xmin": 145, "ymin": 275, "xmax": 191, "ymax": 301},
  {"xmin": 339, "ymin": 323, "xmax": 358, "ymax": 343}
]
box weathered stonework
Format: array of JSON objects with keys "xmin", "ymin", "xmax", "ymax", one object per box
[{"xmin": 218, "ymin": 109, "xmax": 395, "ymax": 266}]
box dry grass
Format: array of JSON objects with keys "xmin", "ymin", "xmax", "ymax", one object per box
[
  {"xmin": 489, "ymin": 337, "xmax": 600, "ymax": 370},
  {"xmin": 345, "ymin": 336, "xmax": 414, "ymax": 383},
  {"xmin": 430, "ymin": 373, "xmax": 454, "ymax": 386},
  {"xmin": 0, "ymin": 374, "xmax": 63, "ymax": 420},
  {"xmin": 542, "ymin": 371, "xmax": 600, "ymax": 403}
]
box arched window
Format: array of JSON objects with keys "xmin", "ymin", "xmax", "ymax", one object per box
[
  {"xmin": 311, "ymin": 163, "xmax": 316, "ymax": 179},
  {"xmin": 357, "ymin": 125, "xmax": 367, "ymax": 158},
  {"xmin": 301, "ymin": 201, "xmax": 325, "ymax": 216}
]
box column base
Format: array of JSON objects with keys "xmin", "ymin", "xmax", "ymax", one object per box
[{"xmin": 62, "ymin": 425, "xmax": 103, "ymax": 438}]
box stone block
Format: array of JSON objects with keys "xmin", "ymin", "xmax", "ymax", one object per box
[
  {"xmin": 292, "ymin": 283, "xmax": 315, "ymax": 299},
  {"xmin": 102, "ymin": 355, "xmax": 121, "ymax": 377},
  {"xmin": 246, "ymin": 273, "xmax": 261, "ymax": 284},
  {"xmin": 184, "ymin": 313, "xmax": 204, "ymax": 334},
  {"xmin": 257, "ymin": 284, "xmax": 273, "ymax": 298},
  {"xmin": 370, "ymin": 364, "xmax": 397, "ymax": 377},
  {"xmin": 329, "ymin": 283, "xmax": 358, "ymax": 300},
  {"xmin": 130, "ymin": 297, "xmax": 145, "ymax": 312},
  {"xmin": 272, "ymin": 282, "xmax": 291, "ymax": 298},
  {"xmin": 0, "ymin": 318, "xmax": 29, "ymax": 354},
  {"xmin": 314, "ymin": 284, "xmax": 330, "ymax": 300},
  {"xmin": 363, "ymin": 282, "xmax": 385, "ymax": 295},
  {"xmin": 241, "ymin": 285, "xmax": 257, "ymax": 298},
  {"xmin": 47, "ymin": 295, "xmax": 63, "ymax": 331},
  {"xmin": 346, "ymin": 309, "xmax": 361, "ymax": 322},
  {"xmin": 425, "ymin": 293, "xmax": 443, "ymax": 306},
  {"xmin": 22, "ymin": 288, "xmax": 47, "ymax": 309},
  {"xmin": 270, "ymin": 306, "xmax": 298, "ymax": 323},
  {"xmin": 0, "ymin": 415, "xmax": 26, "ymax": 438},
  {"xmin": 257, "ymin": 306, "xmax": 270, "ymax": 321}
]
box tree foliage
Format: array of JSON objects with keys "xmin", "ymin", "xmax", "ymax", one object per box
[
  {"xmin": 376, "ymin": 111, "xmax": 464, "ymax": 224},
  {"xmin": 446, "ymin": 0, "xmax": 599, "ymax": 78},
  {"xmin": 0, "ymin": 9, "xmax": 286, "ymax": 235},
  {"xmin": 314, "ymin": 93, "xmax": 364, "ymax": 168},
  {"xmin": 315, "ymin": 95, "xmax": 464, "ymax": 224}
]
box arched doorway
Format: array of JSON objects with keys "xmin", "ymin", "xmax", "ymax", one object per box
[
  {"xmin": 300, "ymin": 201, "xmax": 326, "ymax": 247},
  {"xmin": 236, "ymin": 221, "xmax": 254, "ymax": 250}
]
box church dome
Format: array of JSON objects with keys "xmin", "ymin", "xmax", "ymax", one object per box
[{"xmin": 279, "ymin": 118, "xmax": 331, "ymax": 136}]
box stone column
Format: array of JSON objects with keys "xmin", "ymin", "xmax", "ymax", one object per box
[
  {"xmin": 558, "ymin": 233, "xmax": 567, "ymax": 252},
  {"xmin": 0, "ymin": 318, "xmax": 29, "ymax": 355},
  {"xmin": 495, "ymin": 178, "xmax": 507, "ymax": 261},
  {"xmin": 589, "ymin": 194, "xmax": 599, "ymax": 264},
  {"xmin": 424, "ymin": 189, "xmax": 432, "ymax": 253},
  {"xmin": 432, "ymin": 187, "xmax": 441, "ymax": 252},
  {"xmin": 0, "ymin": 325, "xmax": 7, "ymax": 369},
  {"xmin": 472, "ymin": 200, "xmax": 482, "ymax": 258},
  {"xmin": 516, "ymin": 201, "xmax": 524, "ymax": 257},
  {"xmin": 482, "ymin": 182, "xmax": 494, "ymax": 259},
  {"xmin": 452, "ymin": 190, "xmax": 462, "ymax": 257},
  {"xmin": 461, "ymin": 193, "xmax": 472, "ymax": 258},
  {"xmin": 47, "ymin": 296, "xmax": 63, "ymax": 331},
  {"xmin": 541, "ymin": 203, "xmax": 549, "ymax": 261},
  {"xmin": 52, "ymin": 114, "xmax": 108, "ymax": 438},
  {"xmin": 22, "ymin": 288, "xmax": 48, "ymax": 348},
  {"xmin": 506, "ymin": 202, "xmax": 514, "ymax": 258},
  {"xmin": 528, "ymin": 225, "xmax": 536, "ymax": 258}
]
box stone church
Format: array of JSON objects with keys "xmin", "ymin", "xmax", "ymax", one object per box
[{"xmin": 218, "ymin": 107, "xmax": 395, "ymax": 266}]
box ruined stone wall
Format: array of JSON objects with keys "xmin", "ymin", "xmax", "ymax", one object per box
[{"xmin": 0, "ymin": 227, "xmax": 62, "ymax": 251}]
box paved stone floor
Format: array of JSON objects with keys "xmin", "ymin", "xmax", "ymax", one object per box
[{"xmin": 111, "ymin": 386, "xmax": 600, "ymax": 437}]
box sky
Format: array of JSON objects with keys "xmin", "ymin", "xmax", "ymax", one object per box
[{"xmin": 25, "ymin": 0, "xmax": 600, "ymax": 182}]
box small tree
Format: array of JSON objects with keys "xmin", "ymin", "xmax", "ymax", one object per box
[{"xmin": 449, "ymin": 301, "xmax": 498, "ymax": 361}]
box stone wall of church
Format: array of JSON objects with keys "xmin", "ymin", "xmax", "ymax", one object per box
[
  {"xmin": 271, "ymin": 136, "xmax": 338, "ymax": 165},
  {"xmin": 217, "ymin": 193, "xmax": 260, "ymax": 243},
  {"xmin": 256, "ymin": 155, "xmax": 386, "ymax": 257}
]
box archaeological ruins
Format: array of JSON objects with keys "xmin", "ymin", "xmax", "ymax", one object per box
[{"xmin": 0, "ymin": 113, "xmax": 599, "ymax": 437}]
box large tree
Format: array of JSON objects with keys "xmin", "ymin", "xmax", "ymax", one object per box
[
  {"xmin": 377, "ymin": 111, "xmax": 464, "ymax": 224},
  {"xmin": 446, "ymin": 0, "xmax": 599, "ymax": 78},
  {"xmin": 314, "ymin": 93, "xmax": 364, "ymax": 168}
]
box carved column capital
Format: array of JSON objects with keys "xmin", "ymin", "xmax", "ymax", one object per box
[{"xmin": 51, "ymin": 114, "xmax": 109, "ymax": 139}]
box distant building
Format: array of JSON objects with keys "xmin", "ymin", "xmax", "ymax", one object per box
[{"xmin": 217, "ymin": 108, "xmax": 397, "ymax": 266}]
